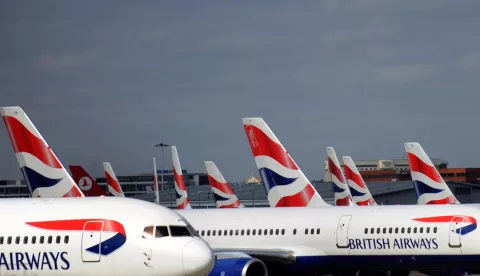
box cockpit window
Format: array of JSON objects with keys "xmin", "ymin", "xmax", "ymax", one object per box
[
  {"xmin": 142, "ymin": 226, "xmax": 154, "ymax": 239},
  {"xmin": 186, "ymin": 224, "xmax": 198, "ymax": 237},
  {"xmin": 155, "ymin": 226, "xmax": 169, "ymax": 238},
  {"xmin": 170, "ymin": 226, "xmax": 192, "ymax": 237}
]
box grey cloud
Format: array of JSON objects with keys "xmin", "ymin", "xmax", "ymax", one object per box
[{"xmin": 1, "ymin": 1, "xmax": 480, "ymax": 182}]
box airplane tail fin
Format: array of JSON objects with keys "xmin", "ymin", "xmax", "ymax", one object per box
[
  {"xmin": 342, "ymin": 156, "xmax": 376, "ymax": 206},
  {"xmin": 172, "ymin": 146, "xmax": 192, "ymax": 209},
  {"xmin": 69, "ymin": 165, "xmax": 107, "ymax": 197},
  {"xmin": 326, "ymin": 147, "xmax": 355, "ymax": 206},
  {"xmin": 153, "ymin": 157, "xmax": 160, "ymax": 204},
  {"xmin": 205, "ymin": 161, "xmax": 244, "ymax": 208},
  {"xmin": 242, "ymin": 117, "xmax": 328, "ymax": 207},
  {"xmin": 404, "ymin": 142, "xmax": 459, "ymax": 204},
  {"xmin": 0, "ymin": 106, "xmax": 84, "ymax": 198},
  {"xmin": 102, "ymin": 162, "xmax": 125, "ymax": 197}
]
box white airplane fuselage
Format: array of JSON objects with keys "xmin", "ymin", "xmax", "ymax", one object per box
[
  {"xmin": 0, "ymin": 197, "xmax": 214, "ymax": 276},
  {"xmin": 180, "ymin": 204, "xmax": 480, "ymax": 273}
]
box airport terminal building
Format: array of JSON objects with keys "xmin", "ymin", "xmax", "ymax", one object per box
[{"xmin": 2, "ymin": 157, "xmax": 480, "ymax": 208}]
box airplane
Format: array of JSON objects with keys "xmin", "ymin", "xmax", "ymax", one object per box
[
  {"xmin": 178, "ymin": 118, "xmax": 480, "ymax": 275},
  {"xmin": 0, "ymin": 197, "xmax": 215, "ymax": 276},
  {"xmin": 172, "ymin": 146, "xmax": 192, "ymax": 209},
  {"xmin": 342, "ymin": 156, "xmax": 377, "ymax": 206},
  {"xmin": 0, "ymin": 107, "xmax": 215, "ymax": 275},
  {"xmin": 405, "ymin": 142, "xmax": 460, "ymax": 205},
  {"xmin": 327, "ymin": 147, "xmax": 355, "ymax": 206},
  {"xmin": 69, "ymin": 165, "xmax": 108, "ymax": 197},
  {"xmin": 242, "ymin": 117, "xmax": 327, "ymax": 208},
  {"xmin": 153, "ymin": 157, "xmax": 160, "ymax": 205},
  {"xmin": 103, "ymin": 162, "xmax": 125, "ymax": 197},
  {"xmin": 204, "ymin": 161, "xmax": 244, "ymax": 208},
  {"xmin": 1, "ymin": 107, "xmax": 84, "ymax": 198}
]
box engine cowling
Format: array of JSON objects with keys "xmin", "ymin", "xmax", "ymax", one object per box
[{"xmin": 208, "ymin": 257, "xmax": 268, "ymax": 276}]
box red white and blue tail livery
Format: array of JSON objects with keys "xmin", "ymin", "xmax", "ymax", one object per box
[
  {"xmin": 342, "ymin": 156, "xmax": 377, "ymax": 206},
  {"xmin": 103, "ymin": 162, "xmax": 125, "ymax": 197},
  {"xmin": 242, "ymin": 117, "xmax": 327, "ymax": 207},
  {"xmin": 405, "ymin": 142, "xmax": 459, "ymax": 205},
  {"xmin": 172, "ymin": 146, "xmax": 192, "ymax": 209},
  {"xmin": 1, "ymin": 106, "xmax": 84, "ymax": 198},
  {"xmin": 205, "ymin": 161, "xmax": 244, "ymax": 208},
  {"xmin": 326, "ymin": 147, "xmax": 354, "ymax": 206},
  {"xmin": 69, "ymin": 165, "xmax": 108, "ymax": 197}
]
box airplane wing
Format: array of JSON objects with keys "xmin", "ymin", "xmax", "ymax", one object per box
[{"xmin": 213, "ymin": 245, "xmax": 326, "ymax": 264}]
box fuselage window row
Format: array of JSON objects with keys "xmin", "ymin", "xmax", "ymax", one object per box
[
  {"xmin": 0, "ymin": 235, "xmax": 70, "ymax": 245},
  {"xmin": 364, "ymin": 227, "xmax": 438, "ymax": 234},
  {"xmin": 199, "ymin": 228, "xmax": 318, "ymax": 237}
]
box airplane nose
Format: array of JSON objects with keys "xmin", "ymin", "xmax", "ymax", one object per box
[{"xmin": 182, "ymin": 238, "xmax": 215, "ymax": 276}]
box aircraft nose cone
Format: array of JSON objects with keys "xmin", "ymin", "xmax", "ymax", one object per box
[{"xmin": 183, "ymin": 239, "xmax": 215, "ymax": 276}]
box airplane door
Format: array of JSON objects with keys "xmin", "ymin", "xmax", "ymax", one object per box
[
  {"xmin": 449, "ymin": 216, "xmax": 465, "ymax": 248},
  {"xmin": 337, "ymin": 215, "xmax": 352, "ymax": 248},
  {"xmin": 82, "ymin": 221, "xmax": 104, "ymax": 262}
]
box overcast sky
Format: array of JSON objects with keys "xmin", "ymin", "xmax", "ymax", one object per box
[{"xmin": 1, "ymin": 1, "xmax": 480, "ymax": 182}]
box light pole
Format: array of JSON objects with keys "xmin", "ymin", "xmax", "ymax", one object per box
[
  {"xmin": 155, "ymin": 143, "xmax": 170, "ymax": 191},
  {"xmin": 248, "ymin": 189, "xmax": 255, "ymax": 208}
]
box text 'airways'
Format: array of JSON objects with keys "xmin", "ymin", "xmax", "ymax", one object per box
[{"xmin": 0, "ymin": 252, "xmax": 70, "ymax": 271}]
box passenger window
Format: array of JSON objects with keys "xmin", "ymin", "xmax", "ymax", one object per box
[
  {"xmin": 230, "ymin": 230, "xmax": 233, "ymax": 236},
  {"xmin": 407, "ymin": 227, "xmax": 411, "ymax": 234},
  {"xmin": 142, "ymin": 226, "xmax": 155, "ymax": 239},
  {"xmin": 305, "ymin": 228, "xmax": 308, "ymax": 235},
  {"xmin": 376, "ymin": 228, "xmax": 380, "ymax": 234},
  {"xmin": 235, "ymin": 230, "xmax": 239, "ymax": 236},
  {"xmin": 48, "ymin": 236, "xmax": 52, "ymax": 244},
  {"xmin": 395, "ymin": 227, "xmax": 399, "ymax": 234},
  {"xmin": 0, "ymin": 237, "xmax": 3, "ymax": 244},
  {"xmin": 426, "ymin": 227, "xmax": 430, "ymax": 233},
  {"xmin": 170, "ymin": 226, "xmax": 193, "ymax": 237},
  {"xmin": 276, "ymin": 229, "xmax": 279, "ymax": 235},
  {"xmin": 293, "ymin": 229, "xmax": 297, "ymax": 235},
  {"xmin": 23, "ymin": 236, "xmax": 28, "ymax": 244},
  {"xmin": 383, "ymin": 228, "xmax": 386, "ymax": 234},
  {"xmin": 39, "ymin": 236, "xmax": 44, "ymax": 244},
  {"xmin": 241, "ymin": 230, "xmax": 244, "ymax": 236},
  {"xmin": 310, "ymin": 228, "xmax": 314, "ymax": 235},
  {"xmin": 389, "ymin": 228, "xmax": 392, "ymax": 234},
  {"xmin": 64, "ymin": 236, "xmax": 69, "ymax": 244},
  {"xmin": 434, "ymin": 227, "xmax": 437, "ymax": 233},
  {"xmin": 56, "ymin": 236, "xmax": 61, "ymax": 244},
  {"xmin": 207, "ymin": 230, "xmax": 211, "ymax": 236},
  {"xmin": 218, "ymin": 230, "xmax": 222, "ymax": 236},
  {"xmin": 7, "ymin": 237, "xmax": 11, "ymax": 245},
  {"xmin": 247, "ymin": 229, "xmax": 250, "ymax": 236},
  {"xmin": 370, "ymin": 228, "xmax": 374, "ymax": 234},
  {"xmin": 419, "ymin": 227, "xmax": 423, "ymax": 234},
  {"xmin": 413, "ymin": 227, "xmax": 417, "ymax": 234},
  {"xmin": 264, "ymin": 229, "xmax": 268, "ymax": 235},
  {"xmin": 224, "ymin": 230, "xmax": 228, "ymax": 236},
  {"xmin": 155, "ymin": 226, "xmax": 169, "ymax": 238},
  {"xmin": 200, "ymin": 230, "xmax": 205, "ymax": 236},
  {"xmin": 364, "ymin": 228, "xmax": 368, "ymax": 234},
  {"xmin": 212, "ymin": 230, "xmax": 216, "ymax": 236},
  {"xmin": 269, "ymin": 229, "xmax": 273, "ymax": 235},
  {"xmin": 258, "ymin": 229, "xmax": 262, "ymax": 236},
  {"xmin": 32, "ymin": 236, "xmax": 36, "ymax": 244},
  {"xmin": 15, "ymin": 237, "xmax": 20, "ymax": 244},
  {"xmin": 401, "ymin": 227, "xmax": 405, "ymax": 234},
  {"xmin": 282, "ymin": 229, "xmax": 286, "ymax": 235},
  {"xmin": 316, "ymin": 228, "xmax": 320, "ymax": 235},
  {"xmin": 252, "ymin": 229, "xmax": 256, "ymax": 235}
]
